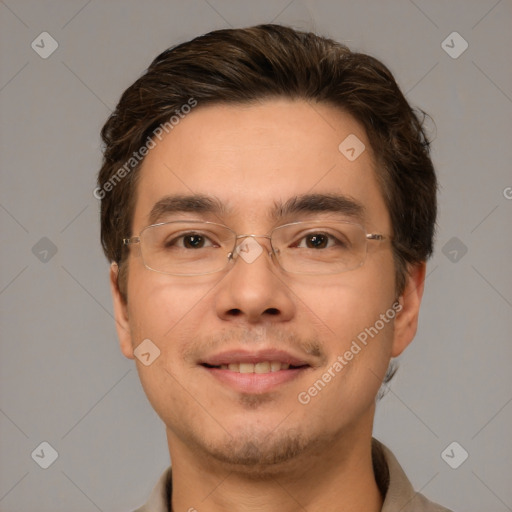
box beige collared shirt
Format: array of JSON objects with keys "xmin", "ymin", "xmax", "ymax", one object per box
[{"xmin": 133, "ymin": 438, "xmax": 452, "ymax": 512}]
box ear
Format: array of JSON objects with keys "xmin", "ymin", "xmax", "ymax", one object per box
[
  {"xmin": 110, "ymin": 262, "xmax": 134, "ymax": 359},
  {"xmin": 391, "ymin": 262, "xmax": 426, "ymax": 358}
]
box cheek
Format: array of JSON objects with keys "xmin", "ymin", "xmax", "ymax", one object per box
[
  {"xmin": 289, "ymin": 250, "xmax": 397, "ymax": 409},
  {"xmin": 125, "ymin": 270, "xmax": 226, "ymax": 411},
  {"xmin": 127, "ymin": 268, "xmax": 216, "ymax": 341},
  {"xmin": 125, "ymin": 273, "xmax": 215, "ymax": 422},
  {"xmin": 293, "ymin": 277, "xmax": 397, "ymax": 420},
  {"xmin": 290, "ymin": 249, "xmax": 396, "ymax": 344}
]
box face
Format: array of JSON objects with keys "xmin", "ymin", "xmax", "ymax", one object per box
[{"xmin": 111, "ymin": 99, "xmax": 424, "ymax": 473}]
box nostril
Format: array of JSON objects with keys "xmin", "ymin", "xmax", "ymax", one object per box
[{"xmin": 265, "ymin": 308, "xmax": 280, "ymax": 315}]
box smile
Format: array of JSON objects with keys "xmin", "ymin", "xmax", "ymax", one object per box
[
  {"xmin": 199, "ymin": 350, "xmax": 313, "ymax": 393},
  {"xmin": 202, "ymin": 361, "xmax": 303, "ymax": 373}
]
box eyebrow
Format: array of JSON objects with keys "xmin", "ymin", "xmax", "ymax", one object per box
[
  {"xmin": 272, "ymin": 193, "xmax": 366, "ymax": 223},
  {"xmin": 147, "ymin": 193, "xmax": 366, "ymax": 226},
  {"xmin": 148, "ymin": 194, "xmax": 228, "ymax": 225}
]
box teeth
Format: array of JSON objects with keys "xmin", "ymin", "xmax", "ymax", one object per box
[
  {"xmin": 239, "ymin": 363, "xmax": 254, "ymax": 374},
  {"xmin": 218, "ymin": 361, "xmax": 293, "ymax": 373},
  {"xmin": 254, "ymin": 362, "xmax": 270, "ymax": 373},
  {"xmin": 271, "ymin": 361, "xmax": 282, "ymax": 372}
]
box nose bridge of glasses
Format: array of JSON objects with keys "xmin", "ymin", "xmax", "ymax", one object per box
[{"xmin": 232, "ymin": 233, "xmax": 275, "ymax": 259}]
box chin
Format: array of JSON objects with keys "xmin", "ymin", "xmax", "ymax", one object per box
[{"xmin": 186, "ymin": 422, "xmax": 336, "ymax": 478}]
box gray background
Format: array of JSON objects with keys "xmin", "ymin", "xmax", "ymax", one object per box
[{"xmin": 0, "ymin": 0, "xmax": 511, "ymax": 511}]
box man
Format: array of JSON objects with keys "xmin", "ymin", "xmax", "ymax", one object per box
[{"xmin": 97, "ymin": 24, "xmax": 450, "ymax": 512}]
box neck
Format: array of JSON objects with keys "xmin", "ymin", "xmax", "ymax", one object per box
[{"xmin": 166, "ymin": 426, "xmax": 383, "ymax": 512}]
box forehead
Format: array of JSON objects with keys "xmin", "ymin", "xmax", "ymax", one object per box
[{"xmin": 131, "ymin": 99, "xmax": 390, "ymax": 232}]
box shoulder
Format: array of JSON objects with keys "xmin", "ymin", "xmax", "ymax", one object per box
[
  {"xmin": 373, "ymin": 438, "xmax": 454, "ymax": 512},
  {"xmin": 131, "ymin": 465, "xmax": 172, "ymax": 512}
]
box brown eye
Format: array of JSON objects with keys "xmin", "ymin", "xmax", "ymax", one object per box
[
  {"xmin": 305, "ymin": 234, "xmax": 329, "ymax": 249},
  {"xmin": 164, "ymin": 233, "xmax": 216, "ymax": 249},
  {"xmin": 295, "ymin": 232, "xmax": 345, "ymax": 250},
  {"xmin": 183, "ymin": 234, "xmax": 206, "ymax": 248}
]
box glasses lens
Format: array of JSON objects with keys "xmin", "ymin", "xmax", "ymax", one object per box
[
  {"xmin": 140, "ymin": 222, "xmax": 235, "ymax": 275},
  {"xmin": 272, "ymin": 221, "xmax": 367, "ymax": 274}
]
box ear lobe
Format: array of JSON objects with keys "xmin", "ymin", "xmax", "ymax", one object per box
[
  {"xmin": 109, "ymin": 262, "xmax": 134, "ymax": 359},
  {"xmin": 391, "ymin": 262, "xmax": 426, "ymax": 358}
]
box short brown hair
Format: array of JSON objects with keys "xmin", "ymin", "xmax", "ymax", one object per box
[{"xmin": 98, "ymin": 24, "xmax": 437, "ymax": 300}]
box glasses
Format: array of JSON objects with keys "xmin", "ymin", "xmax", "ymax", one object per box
[{"xmin": 123, "ymin": 220, "xmax": 389, "ymax": 276}]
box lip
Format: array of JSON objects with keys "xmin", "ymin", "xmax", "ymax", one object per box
[
  {"xmin": 200, "ymin": 349, "xmax": 310, "ymax": 367},
  {"xmin": 199, "ymin": 348, "xmax": 312, "ymax": 394},
  {"xmin": 201, "ymin": 366, "xmax": 308, "ymax": 394}
]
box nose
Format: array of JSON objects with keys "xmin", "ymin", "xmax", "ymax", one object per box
[{"xmin": 214, "ymin": 236, "xmax": 296, "ymax": 324}]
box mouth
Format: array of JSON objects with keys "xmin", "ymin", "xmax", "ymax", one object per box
[
  {"xmin": 201, "ymin": 361, "xmax": 307, "ymax": 373},
  {"xmin": 199, "ymin": 350, "xmax": 312, "ymax": 393}
]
